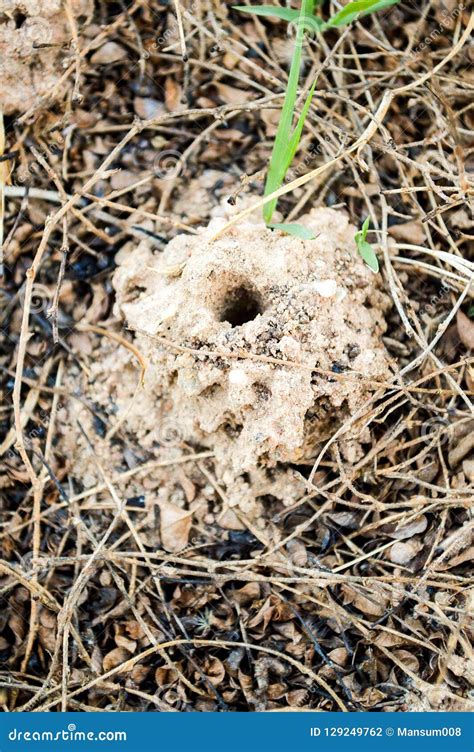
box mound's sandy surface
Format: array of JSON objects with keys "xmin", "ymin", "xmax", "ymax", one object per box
[{"xmin": 106, "ymin": 207, "xmax": 392, "ymax": 509}]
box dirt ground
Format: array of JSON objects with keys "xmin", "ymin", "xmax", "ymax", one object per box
[{"xmin": 0, "ymin": 0, "xmax": 474, "ymax": 712}]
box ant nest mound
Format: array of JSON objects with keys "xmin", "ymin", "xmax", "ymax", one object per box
[
  {"xmin": 0, "ymin": 0, "xmax": 86, "ymax": 114},
  {"xmin": 113, "ymin": 206, "xmax": 392, "ymax": 511}
]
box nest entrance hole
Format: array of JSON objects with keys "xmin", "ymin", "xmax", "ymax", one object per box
[{"xmin": 218, "ymin": 285, "xmax": 263, "ymax": 327}]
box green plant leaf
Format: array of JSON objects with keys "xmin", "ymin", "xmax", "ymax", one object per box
[
  {"xmin": 355, "ymin": 217, "xmax": 379, "ymax": 271},
  {"xmin": 235, "ymin": 0, "xmax": 398, "ymax": 228},
  {"xmin": 356, "ymin": 239, "xmax": 379, "ymax": 273},
  {"xmin": 322, "ymin": 0, "xmax": 399, "ymax": 29},
  {"xmin": 233, "ymin": 1, "xmax": 322, "ymax": 22},
  {"xmin": 283, "ymin": 80, "xmax": 317, "ymax": 173},
  {"xmin": 269, "ymin": 222, "xmax": 316, "ymax": 239},
  {"xmin": 262, "ymin": 0, "xmax": 315, "ymax": 224},
  {"xmin": 358, "ymin": 215, "xmax": 370, "ymax": 241},
  {"xmin": 232, "ymin": 5, "xmax": 301, "ymax": 22},
  {"xmin": 264, "ymin": 81, "xmax": 317, "ymax": 214}
]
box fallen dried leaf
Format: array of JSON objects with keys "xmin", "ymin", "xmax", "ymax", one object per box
[
  {"xmin": 449, "ymin": 432, "xmax": 474, "ymax": 467},
  {"xmin": 201, "ymin": 656, "xmax": 225, "ymax": 687},
  {"xmin": 392, "ymin": 515, "xmax": 428, "ymax": 539},
  {"xmin": 102, "ymin": 647, "xmax": 132, "ymax": 673},
  {"xmin": 390, "ymin": 540, "xmax": 423, "ymax": 565},
  {"xmin": 456, "ymin": 310, "xmax": 474, "ymax": 350},
  {"xmin": 340, "ymin": 584, "xmax": 389, "ymax": 617},
  {"xmin": 232, "ymin": 582, "xmax": 261, "ymax": 606},
  {"xmin": 91, "ymin": 42, "xmax": 128, "ymax": 64},
  {"xmin": 389, "ymin": 220, "xmax": 425, "ymax": 244},
  {"xmin": 159, "ymin": 500, "xmax": 192, "ymax": 552}
]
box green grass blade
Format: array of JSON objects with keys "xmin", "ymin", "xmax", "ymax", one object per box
[
  {"xmin": 233, "ymin": 5, "xmax": 301, "ymax": 22},
  {"xmin": 269, "ymin": 222, "xmax": 316, "ymax": 239},
  {"xmin": 233, "ymin": 1, "xmax": 321, "ymax": 20},
  {"xmin": 322, "ymin": 0, "xmax": 399, "ymax": 30},
  {"xmin": 362, "ymin": 215, "xmax": 370, "ymax": 236},
  {"xmin": 359, "ymin": 215, "xmax": 370, "ymax": 241},
  {"xmin": 283, "ymin": 79, "xmax": 317, "ymax": 175},
  {"xmin": 263, "ymin": 0, "xmax": 315, "ymax": 224},
  {"xmin": 236, "ymin": 0, "xmax": 397, "ymax": 229}
]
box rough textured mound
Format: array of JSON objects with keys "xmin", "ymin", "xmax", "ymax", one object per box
[
  {"xmin": 0, "ymin": 0, "xmax": 85, "ymax": 114},
  {"xmin": 112, "ymin": 207, "xmax": 391, "ymax": 509}
]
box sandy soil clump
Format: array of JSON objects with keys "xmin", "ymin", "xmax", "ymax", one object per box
[
  {"xmin": 0, "ymin": 0, "xmax": 86, "ymax": 114},
  {"xmin": 109, "ymin": 207, "xmax": 392, "ymax": 510}
]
